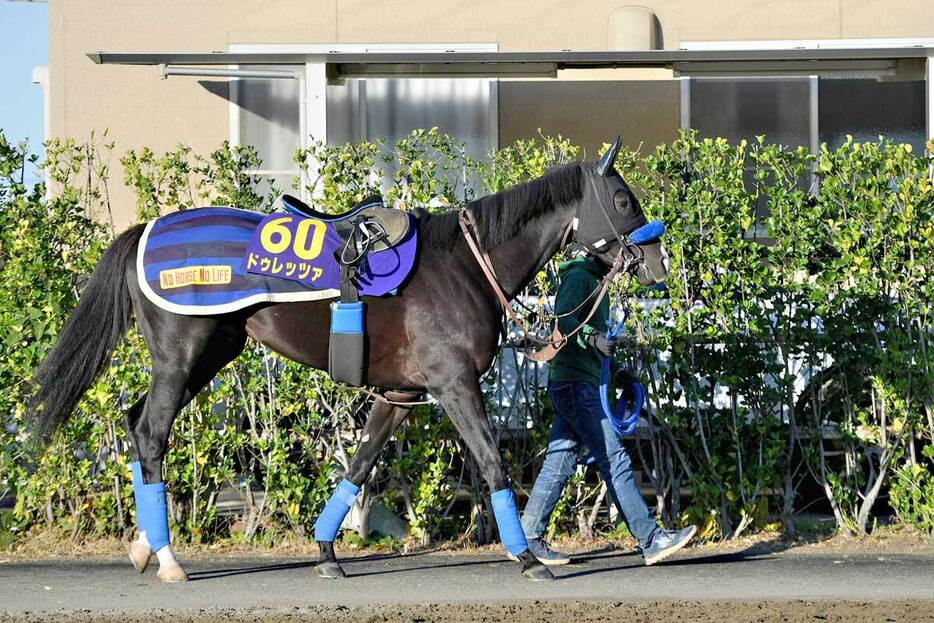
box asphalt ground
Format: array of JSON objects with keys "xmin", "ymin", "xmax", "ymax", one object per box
[{"xmin": 2, "ymin": 545, "xmax": 934, "ymax": 621}]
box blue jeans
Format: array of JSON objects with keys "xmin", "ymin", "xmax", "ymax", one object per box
[{"xmin": 521, "ymin": 380, "xmax": 660, "ymax": 548}]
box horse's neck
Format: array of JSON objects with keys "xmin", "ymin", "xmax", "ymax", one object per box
[{"xmin": 485, "ymin": 204, "xmax": 576, "ymax": 300}]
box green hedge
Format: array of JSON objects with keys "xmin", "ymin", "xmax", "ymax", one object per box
[{"xmin": 1, "ymin": 128, "xmax": 932, "ymax": 550}]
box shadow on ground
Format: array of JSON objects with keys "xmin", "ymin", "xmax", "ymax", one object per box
[
  {"xmin": 188, "ymin": 538, "xmax": 779, "ymax": 582},
  {"xmin": 187, "ymin": 548, "xmax": 436, "ymax": 582}
]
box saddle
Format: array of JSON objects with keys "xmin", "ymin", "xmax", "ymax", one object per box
[
  {"xmin": 281, "ymin": 194, "xmax": 410, "ymax": 253},
  {"xmin": 279, "ymin": 194, "xmax": 413, "ymax": 388}
]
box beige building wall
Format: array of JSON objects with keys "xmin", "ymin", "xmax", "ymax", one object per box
[{"xmin": 49, "ymin": 0, "xmax": 934, "ymax": 226}]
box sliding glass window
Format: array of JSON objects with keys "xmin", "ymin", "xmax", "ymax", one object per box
[{"xmin": 233, "ymin": 65, "xmax": 303, "ymax": 197}]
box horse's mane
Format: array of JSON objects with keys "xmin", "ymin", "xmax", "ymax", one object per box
[{"xmin": 417, "ymin": 163, "xmax": 583, "ymax": 250}]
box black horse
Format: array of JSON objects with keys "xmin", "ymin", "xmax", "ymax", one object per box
[{"xmin": 30, "ymin": 137, "xmax": 660, "ymax": 583}]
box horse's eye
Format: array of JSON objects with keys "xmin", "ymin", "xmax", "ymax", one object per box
[{"xmin": 613, "ymin": 189, "xmax": 631, "ymax": 213}]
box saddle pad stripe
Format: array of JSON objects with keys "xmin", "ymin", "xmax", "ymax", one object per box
[
  {"xmin": 150, "ymin": 214, "xmax": 262, "ymax": 235},
  {"xmin": 144, "ymin": 226, "xmax": 256, "ymax": 251},
  {"xmin": 138, "ymin": 206, "xmax": 418, "ymax": 316},
  {"xmin": 142, "ymin": 240, "xmax": 249, "ymax": 264},
  {"xmin": 149, "ymin": 288, "xmax": 277, "ymax": 306},
  {"xmin": 148, "ymin": 206, "xmax": 261, "ymax": 225}
]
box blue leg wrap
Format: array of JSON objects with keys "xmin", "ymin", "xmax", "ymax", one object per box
[
  {"xmin": 314, "ymin": 479, "xmax": 360, "ymax": 542},
  {"xmin": 131, "ymin": 461, "xmax": 170, "ymax": 551},
  {"xmin": 491, "ymin": 489, "xmax": 529, "ymax": 556}
]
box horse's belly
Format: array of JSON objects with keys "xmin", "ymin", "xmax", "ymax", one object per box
[{"xmin": 244, "ymin": 298, "xmax": 424, "ymax": 390}]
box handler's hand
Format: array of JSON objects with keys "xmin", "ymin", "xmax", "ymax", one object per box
[{"xmin": 587, "ymin": 333, "xmax": 618, "ymax": 357}]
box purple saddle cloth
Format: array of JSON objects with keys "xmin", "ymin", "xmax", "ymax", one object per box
[{"xmin": 137, "ymin": 207, "xmax": 417, "ymax": 316}]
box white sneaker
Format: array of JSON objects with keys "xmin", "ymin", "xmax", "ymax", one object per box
[{"xmin": 642, "ymin": 525, "xmax": 697, "ymax": 566}]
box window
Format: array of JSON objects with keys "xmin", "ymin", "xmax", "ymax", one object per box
[
  {"xmin": 328, "ymin": 78, "xmax": 494, "ymax": 152},
  {"xmin": 686, "ymin": 76, "xmax": 927, "ymax": 153},
  {"xmin": 685, "ymin": 77, "xmax": 814, "ymax": 229},
  {"xmin": 327, "ymin": 77, "xmax": 496, "ymax": 196},
  {"xmin": 497, "ymin": 79, "xmax": 680, "ymax": 160},
  {"xmin": 681, "ymin": 73, "xmax": 927, "ymax": 228},
  {"xmin": 232, "ymin": 65, "xmax": 303, "ymax": 197},
  {"xmin": 818, "ymin": 79, "xmax": 925, "ymax": 152},
  {"xmin": 688, "ymin": 76, "xmax": 812, "ymax": 148},
  {"xmin": 229, "ymin": 44, "xmax": 499, "ymax": 200}
]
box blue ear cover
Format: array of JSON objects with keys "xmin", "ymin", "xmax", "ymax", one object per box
[{"xmin": 628, "ymin": 220, "xmax": 665, "ymax": 245}]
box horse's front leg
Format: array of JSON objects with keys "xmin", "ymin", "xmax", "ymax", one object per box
[
  {"xmin": 314, "ymin": 394, "xmax": 415, "ymax": 579},
  {"xmin": 428, "ymin": 372, "xmax": 554, "ymax": 581}
]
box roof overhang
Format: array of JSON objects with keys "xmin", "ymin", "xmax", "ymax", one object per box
[{"xmin": 88, "ymin": 47, "xmax": 934, "ymax": 80}]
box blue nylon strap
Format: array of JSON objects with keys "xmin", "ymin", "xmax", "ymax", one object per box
[
  {"xmin": 491, "ymin": 489, "xmax": 528, "ymax": 556},
  {"xmin": 330, "ymin": 302, "xmax": 364, "ymax": 334},
  {"xmin": 130, "ymin": 461, "xmax": 170, "ymax": 551},
  {"xmin": 600, "ymin": 312, "xmax": 642, "ymax": 437},
  {"xmin": 314, "ymin": 479, "xmax": 360, "ymax": 542}
]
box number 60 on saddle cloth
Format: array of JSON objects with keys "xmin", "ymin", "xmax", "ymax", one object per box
[{"xmin": 137, "ymin": 206, "xmax": 418, "ymax": 316}]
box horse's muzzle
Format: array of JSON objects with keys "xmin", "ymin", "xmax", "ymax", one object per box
[
  {"xmin": 634, "ymin": 241, "xmax": 669, "ymax": 286},
  {"xmin": 594, "ymin": 239, "xmax": 669, "ymax": 287}
]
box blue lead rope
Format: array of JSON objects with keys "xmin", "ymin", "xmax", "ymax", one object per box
[
  {"xmin": 578, "ymin": 312, "xmax": 645, "ymax": 468},
  {"xmin": 578, "ymin": 220, "xmax": 663, "ymax": 467},
  {"xmin": 595, "ymin": 219, "xmax": 661, "ymax": 437},
  {"xmin": 599, "ymin": 313, "xmax": 643, "ymax": 437}
]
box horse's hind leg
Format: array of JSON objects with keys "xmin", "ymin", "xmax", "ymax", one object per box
[
  {"xmin": 428, "ymin": 371, "xmax": 553, "ymax": 581},
  {"xmin": 314, "ymin": 393, "xmax": 416, "ymax": 579},
  {"xmin": 125, "ymin": 313, "xmax": 246, "ymax": 582}
]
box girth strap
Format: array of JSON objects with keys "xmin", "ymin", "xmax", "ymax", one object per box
[{"xmin": 339, "ymin": 264, "xmax": 359, "ymax": 303}]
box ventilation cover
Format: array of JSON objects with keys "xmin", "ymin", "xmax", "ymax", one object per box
[{"xmin": 607, "ymin": 6, "xmax": 659, "ymax": 50}]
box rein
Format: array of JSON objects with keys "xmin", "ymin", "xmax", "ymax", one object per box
[{"xmin": 458, "ymin": 209, "xmax": 628, "ymax": 363}]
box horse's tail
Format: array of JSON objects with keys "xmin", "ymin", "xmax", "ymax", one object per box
[{"xmin": 29, "ymin": 224, "xmax": 146, "ymax": 442}]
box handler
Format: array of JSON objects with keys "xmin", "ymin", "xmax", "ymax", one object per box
[{"xmin": 512, "ymin": 252, "xmax": 696, "ymax": 566}]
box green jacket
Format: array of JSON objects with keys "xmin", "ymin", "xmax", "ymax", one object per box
[{"xmin": 549, "ymin": 256, "xmax": 610, "ymax": 386}]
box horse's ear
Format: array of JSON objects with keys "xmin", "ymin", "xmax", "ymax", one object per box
[{"xmin": 596, "ymin": 136, "xmax": 622, "ymax": 176}]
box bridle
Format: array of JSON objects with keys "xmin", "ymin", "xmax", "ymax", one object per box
[
  {"xmin": 366, "ymin": 188, "xmax": 644, "ymax": 408},
  {"xmin": 579, "ymin": 169, "xmax": 627, "ymax": 256},
  {"xmin": 458, "ymin": 196, "xmax": 642, "ymax": 362}
]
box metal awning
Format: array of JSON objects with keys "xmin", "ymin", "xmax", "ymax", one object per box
[{"xmin": 88, "ymin": 47, "xmax": 933, "ymax": 79}]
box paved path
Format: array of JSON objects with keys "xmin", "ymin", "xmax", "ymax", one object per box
[{"xmin": 2, "ymin": 545, "xmax": 934, "ymax": 616}]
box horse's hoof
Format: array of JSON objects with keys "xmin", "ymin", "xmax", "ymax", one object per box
[
  {"xmin": 315, "ymin": 561, "xmax": 346, "ymax": 579},
  {"xmin": 521, "ymin": 561, "xmax": 555, "ymax": 582},
  {"xmin": 126, "ymin": 540, "xmax": 152, "ymax": 574},
  {"xmin": 157, "ymin": 562, "xmax": 189, "ymax": 583}
]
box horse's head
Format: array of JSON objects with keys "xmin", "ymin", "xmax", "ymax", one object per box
[{"xmin": 574, "ymin": 136, "xmax": 669, "ymax": 286}]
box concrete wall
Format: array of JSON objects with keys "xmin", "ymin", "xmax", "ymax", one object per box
[{"xmin": 48, "ymin": 0, "xmax": 934, "ymax": 226}]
